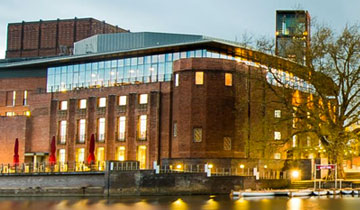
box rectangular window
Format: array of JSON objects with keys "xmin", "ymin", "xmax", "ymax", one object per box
[
  {"xmin": 139, "ymin": 94, "xmax": 148, "ymax": 104},
  {"xmin": 307, "ymin": 136, "xmax": 311, "ymax": 147},
  {"xmin": 274, "ymin": 131, "xmax": 281, "ymax": 140},
  {"xmin": 23, "ymin": 90, "xmax": 28, "ymax": 106},
  {"xmin": 274, "ymin": 153, "xmax": 281, "ymax": 159},
  {"xmin": 98, "ymin": 97, "xmax": 106, "ymax": 107},
  {"xmin": 224, "ymin": 137, "xmax": 232, "ymax": 150},
  {"xmin": 118, "ymin": 116, "xmax": 126, "ymax": 141},
  {"xmin": 79, "ymin": 99, "xmax": 87, "ymax": 109},
  {"xmin": 59, "ymin": 149, "xmax": 66, "ymax": 163},
  {"xmin": 60, "ymin": 120, "xmax": 67, "ymax": 144},
  {"xmin": 78, "ymin": 119, "xmax": 86, "ymax": 143},
  {"xmin": 173, "ymin": 122, "xmax": 177, "ymax": 137},
  {"xmin": 274, "ymin": 110, "xmax": 281, "ymax": 118},
  {"xmin": 97, "ymin": 118, "xmax": 106, "ymax": 141},
  {"xmin": 193, "ymin": 127, "xmax": 203, "ymax": 142},
  {"xmin": 292, "ymin": 113, "xmax": 297, "ymax": 128},
  {"xmin": 119, "ymin": 96, "xmax": 127, "ymax": 106},
  {"xmin": 60, "ymin": 101, "xmax": 68, "ymax": 110},
  {"xmin": 12, "ymin": 91, "xmax": 16, "ymax": 106},
  {"xmin": 76, "ymin": 148, "xmax": 85, "ymax": 163},
  {"xmin": 195, "ymin": 72, "xmax": 204, "ymax": 85},
  {"xmin": 225, "ymin": 73, "xmax": 232, "ymax": 86},
  {"xmin": 96, "ymin": 147, "xmax": 105, "ymax": 170},
  {"xmin": 116, "ymin": 146, "xmax": 126, "ymax": 161},
  {"xmin": 138, "ymin": 115, "xmax": 147, "ymax": 140},
  {"xmin": 175, "ymin": 74, "xmax": 179, "ymax": 87},
  {"xmin": 6, "ymin": 112, "xmax": 15, "ymax": 116},
  {"xmin": 292, "ymin": 135, "xmax": 297, "ymax": 147},
  {"xmin": 137, "ymin": 145, "xmax": 147, "ymax": 169}
]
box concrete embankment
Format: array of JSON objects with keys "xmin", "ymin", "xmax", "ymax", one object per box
[{"xmin": 0, "ymin": 170, "xmax": 290, "ymax": 196}]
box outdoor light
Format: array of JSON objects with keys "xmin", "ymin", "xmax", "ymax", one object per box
[
  {"xmin": 176, "ymin": 164, "xmax": 182, "ymax": 169},
  {"xmin": 240, "ymin": 164, "xmax": 245, "ymax": 169},
  {"xmin": 264, "ymin": 165, "xmax": 267, "ymax": 169},
  {"xmin": 291, "ymin": 170, "xmax": 300, "ymax": 179},
  {"xmin": 208, "ymin": 164, "xmax": 213, "ymax": 169}
]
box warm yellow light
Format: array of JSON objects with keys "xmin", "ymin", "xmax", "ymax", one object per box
[
  {"xmin": 264, "ymin": 165, "xmax": 267, "ymax": 169},
  {"xmin": 24, "ymin": 111, "xmax": 31, "ymax": 117},
  {"xmin": 291, "ymin": 170, "xmax": 300, "ymax": 179},
  {"xmin": 240, "ymin": 164, "xmax": 245, "ymax": 169},
  {"xmin": 176, "ymin": 164, "xmax": 182, "ymax": 169},
  {"xmin": 208, "ymin": 164, "xmax": 213, "ymax": 169}
]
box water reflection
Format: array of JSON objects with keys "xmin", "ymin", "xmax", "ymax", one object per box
[{"xmin": 0, "ymin": 195, "xmax": 359, "ymax": 210}]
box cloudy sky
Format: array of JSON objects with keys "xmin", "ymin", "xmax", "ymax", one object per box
[{"xmin": 0, "ymin": 0, "xmax": 359, "ymax": 59}]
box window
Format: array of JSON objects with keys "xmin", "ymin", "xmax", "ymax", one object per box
[
  {"xmin": 76, "ymin": 148, "xmax": 85, "ymax": 163},
  {"xmin": 98, "ymin": 97, "xmax": 106, "ymax": 107},
  {"xmin": 195, "ymin": 72, "xmax": 204, "ymax": 85},
  {"xmin": 116, "ymin": 146, "xmax": 126, "ymax": 161},
  {"xmin": 193, "ymin": 128, "xmax": 203, "ymax": 142},
  {"xmin": 175, "ymin": 74, "xmax": 179, "ymax": 87},
  {"xmin": 306, "ymin": 136, "xmax": 311, "ymax": 147},
  {"xmin": 138, "ymin": 115, "xmax": 147, "ymax": 140},
  {"xmin": 119, "ymin": 96, "xmax": 127, "ymax": 106},
  {"xmin": 6, "ymin": 112, "xmax": 15, "ymax": 116},
  {"xmin": 79, "ymin": 99, "xmax": 87, "ymax": 109},
  {"xmin": 118, "ymin": 116, "xmax": 126, "ymax": 141},
  {"xmin": 274, "ymin": 131, "xmax": 281, "ymax": 140},
  {"xmin": 274, "ymin": 153, "xmax": 281, "ymax": 159},
  {"xmin": 12, "ymin": 91, "xmax": 16, "ymax": 106},
  {"xmin": 292, "ymin": 135, "xmax": 297, "ymax": 147},
  {"xmin": 224, "ymin": 137, "xmax": 232, "ymax": 150},
  {"xmin": 97, "ymin": 118, "xmax": 106, "ymax": 141},
  {"xmin": 23, "ymin": 90, "xmax": 28, "ymax": 106},
  {"xmin": 173, "ymin": 122, "xmax": 177, "ymax": 137},
  {"xmin": 274, "ymin": 110, "xmax": 281, "ymax": 118},
  {"xmin": 139, "ymin": 94, "xmax": 148, "ymax": 104},
  {"xmin": 137, "ymin": 145, "xmax": 147, "ymax": 169},
  {"xmin": 225, "ymin": 73, "xmax": 232, "ymax": 86},
  {"xmin": 292, "ymin": 113, "xmax": 297, "ymax": 128},
  {"xmin": 59, "ymin": 149, "xmax": 66, "ymax": 163},
  {"xmin": 96, "ymin": 147, "xmax": 105, "ymax": 170},
  {"xmin": 59, "ymin": 120, "xmax": 67, "ymax": 144},
  {"xmin": 78, "ymin": 119, "xmax": 86, "ymax": 143},
  {"xmin": 60, "ymin": 101, "xmax": 68, "ymax": 110}
]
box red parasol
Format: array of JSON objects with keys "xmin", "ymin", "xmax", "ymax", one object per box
[
  {"xmin": 87, "ymin": 134, "xmax": 95, "ymax": 164},
  {"xmin": 49, "ymin": 136, "xmax": 56, "ymax": 165},
  {"xmin": 13, "ymin": 138, "xmax": 19, "ymax": 166}
]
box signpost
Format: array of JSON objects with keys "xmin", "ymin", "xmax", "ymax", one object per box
[{"xmin": 314, "ymin": 164, "xmax": 337, "ymax": 189}]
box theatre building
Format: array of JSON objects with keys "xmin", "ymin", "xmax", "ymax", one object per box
[{"xmin": 0, "ymin": 25, "xmax": 314, "ymax": 169}]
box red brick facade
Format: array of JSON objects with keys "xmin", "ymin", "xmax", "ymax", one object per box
[{"xmin": 6, "ymin": 18, "xmax": 128, "ymax": 58}]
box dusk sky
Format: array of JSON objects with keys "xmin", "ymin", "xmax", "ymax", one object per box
[{"xmin": 0, "ymin": 0, "xmax": 359, "ymax": 59}]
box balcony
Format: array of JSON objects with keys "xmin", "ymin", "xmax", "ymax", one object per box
[
  {"xmin": 96, "ymin": 107, "xmax": 106, "ymax": 116},
  {"xmin": 137, "ymin": 104, "xmax": 147, "ymax": 112},
  {"xmin": 57, "ymin": 110, "xmax": 67, "ymax": 120},
  {"xmin": 76, "ymin": 109, "xmax": 86, "ymax": 118},
  {"xmin": 116, "ymin": 105, "xmax": 126, "ymax": 114}
]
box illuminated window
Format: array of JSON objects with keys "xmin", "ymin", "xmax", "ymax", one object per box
[
  {"xmin": 24, "ymin": 111, "xmax": 31, "ymax": 116},
  {"xmin": 292, "ymin": 113, "xmax": 297, "ymax": 128},
  {"xmin": 139, "ymin": 94, "xmax": 148, "ymax": 104},
  {"xmin": 173, "ymin": 122, "xmax": 177, "ymax": 137},
  {"xmin": 98, "ymin": 97, "xmax": 106, "ymax": 107},
  {"xmin": 6, "ymin": 112, "xmax": 15, "ymax": 116},
  {"xmin": 274, "ymin": 110, "xmax": 281, "ymax": 118},
  {"xmin": 274, "ymin": 153, "xmax": 281, "ymax": 159},
  {"xmin": 12, "ymin": 91, "xmax": 16, "ymax": 106},
  {"xmin": 274, "ymin": 131, "xmax": 281, "ymax": 140},
  {"xmin": 23, "ymin": 90, "xmax": 28, "ymax": 106},
  {"xmin": 79, "ymin": 99, "xmax": 87, "ymax": 109},
  {"xmin": 137, "ymin": 145, "xmax": 147, "ymax": 169},
  {"xmin": 97, "ymin": 118, "xmax": 105, "ymax": 141},
  {"xmin": 96, "ymin": 147, "xmax": 105, "ymax": 170},
  {"xmin": 225, "ymin": 73, "xmax": 232, "ymax": 86},
  {"xmin": 175, "ymin": 74, "xmax": 179, "ymax": 87},
  {"xmin": 116, "ymin": 146, "xmax": 126, "ymax": 161},
  {"xmin": 119, "ymin": 96, "xmax": 127, "ymax": 106},
  {"xmin": 138, "ymin": 115, "xmax": 147, "ymax": 140},
  {"xmin": 307, "ymin": 136, "xmax": 311, "ymax": 147},
  {"xmin": 59, "ymin": 149, "xmax": 66, "ymax": 163},
  {"xmin": 59, "ymin": 120, "xmax": 67, "ymax": 144},
  {"xmin": 78, "ymin": 119, "xmax": 86, "ymax": 143},
  {"xmin": 195, "ymin": 72, "xmax": 204, "ymax": 85},
  {"xmin": 223, "ymin": 137, "xmax": 231, "ymax": 150},
  {"xmin": 76, "ymin": 148, "xmax": 85, "ymax": 163},
  {"xmin": 118, "ymin": 116, "xmax": 126, "ymax": 141},
  {"xmin": 292, "ymin": 135, "xmax": 297, "ymax": 147},
  {"xmin": 60, "ymin": 101, "xmax": 68, "ymax": 110},
  {"xmin": 193, "ymin": 127, "xmax": 202, "ymax": 142}
]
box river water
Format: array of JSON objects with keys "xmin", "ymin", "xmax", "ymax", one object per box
[{"xmin": 1, "ymin": 195, "xmax": 360, "ymax": 210}]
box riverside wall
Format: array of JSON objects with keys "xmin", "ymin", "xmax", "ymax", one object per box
[{"xmin": 0, "ymin": 170, "xmax": 290, "ymax": 196}]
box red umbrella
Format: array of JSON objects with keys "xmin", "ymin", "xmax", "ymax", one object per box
[
  {"xmin": 13, "ymin": 138, "xmax": 19, "ymax": 166},
  {"xmin": 49, "ymin": 136, "xmax": 56, "ymax": 165},
  {"xmin": 87, "ymin": 134, "xmax": 95, "ymax": 164}
]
